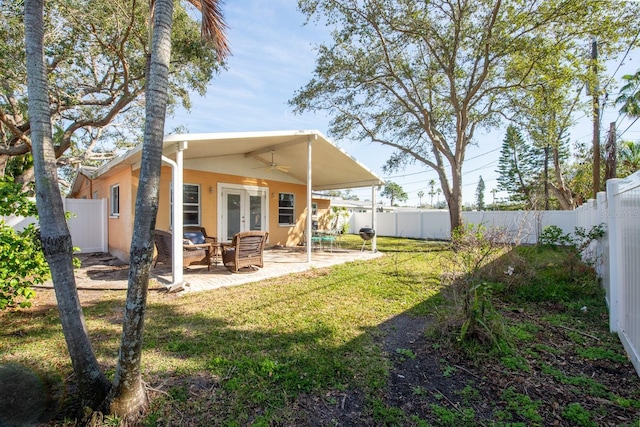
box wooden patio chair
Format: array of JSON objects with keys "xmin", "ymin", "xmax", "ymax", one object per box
[
  {"xmin": 221, "ymin": 230, "xmax": 269, "ymax": 273},
  {"xmin": 154, "ymin": 229, "xmax": 211, "ymax": 270}
]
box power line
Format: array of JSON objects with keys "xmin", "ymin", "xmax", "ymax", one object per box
[
  {"xmin": 602, "ymin": 28, "xmax": 640, "ymax": 92},
  {"xmin": 463, "ymin": 160, "xmax": 499, "ymax": 175},
  {"xmin": 619, "ymin": 116, "xmax": 640, "ymax": 139},
  {"xmin": 466, "ymin": 147, "xmax": 501, "ymax": 161},
  {"xmin": 383, "ymin": 147, "xmax": 501, "ymax": 181}
]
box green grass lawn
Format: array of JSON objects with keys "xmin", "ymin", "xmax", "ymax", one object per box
[
  {"xmin": 1, "ymin": 236, "xmax": 446, "ymax": 425},
  {"xmin": 1, "ymin": 236, "xmax": 639, "ymax": 426}
]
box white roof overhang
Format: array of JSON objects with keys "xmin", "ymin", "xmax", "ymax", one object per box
[{"xmin": 91, "ymin": 130, "xmax": 384, "ymax": 190}]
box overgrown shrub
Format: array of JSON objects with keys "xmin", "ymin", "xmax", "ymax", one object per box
[
  {"xmin": 437, "ymin": 224, "xmax": 512, "ymax": 350},
  {"xmin": 538, "ymin": 224, "xmax": 605, "ymax": 255},
  {"xmin": 0, "ymin": 178, "xmax": 49, "ymax": 309},
  {"xmin": 538, "ymin": 224, "xmax": 605, "ymax": 280},
  {"xmin": 539, "ymin": 225, "xmax": 572, "ymax": 246}
]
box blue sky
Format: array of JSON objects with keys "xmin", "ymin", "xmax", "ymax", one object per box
[{"xmin": 165, "ymin": 1, "xmax": 640, "ymax": 207}]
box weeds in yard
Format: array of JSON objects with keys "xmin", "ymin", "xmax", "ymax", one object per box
[
  {"xmin": 561, "ymin": 402, "xmax": 597, "ymax": 427},
  {"xmin": 439, "ymin": 358, "xmax": 457, "ymax": 377},
  {"xmin": 538, "ymin": 224, "xmax": 605, "ymax": 280},
  {"xmin": 370, "ymin": 398, "xmax": 407, "ymax": 426},
  {"xmin": 454, "ymin": 384, "xmax": 480, "ymax": 403},
  {"xmin": 498, "ymin": 387, "xmax": 543, "ymax": 424},
  {"xmin": 395, "ymin": 348, "xmax": 416, "ymax": 360},
  {"xmin": 429, "ymin": 404, "xmax": 476, "ymax": 426},
  {"xmin": 436, "ymin": 224, "xmax": 511, "ymax": 351},
  {"xmin": 427, "ymin": 236, "xmax": 639, "ymax": 426},
  {"xmin": 576, "ymin": 346, "xmax": 629, "ymax": 363}
]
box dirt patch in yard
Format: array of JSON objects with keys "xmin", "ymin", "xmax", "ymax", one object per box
[
  {"xmin": 28, "ymin": 253, "xmax": 166, "ymax": 310},
  {"xmin": 287, "ymin": 306, "xmax": 640, "ymax": 426}
]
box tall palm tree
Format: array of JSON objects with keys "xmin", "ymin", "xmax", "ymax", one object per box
[
  {"xmin": 417, "ymin": 190, "xmax": 424, "ymax": 207},
  {"xmin": 428, "ymin": 179, "xmax": 436, "ymax": 207},
  {"xmin": 108, "ymin": 0, "xmax": 229, "ymax": 416},
  {"xmin": 618, "ymin": 140, "xmax": 640, "ymax": 177},
  {"xmin": 615, "ymin": 71, "xmax": 640, "ymax": 179},
  {"xmin": 24, "ymin": 0, "xmax": 111, "ymax": 408},
  {"xmin": 25, "ymin": 0, "xmax": 229, "ymax": 417},
  {"xmin": 616, "ymin": 71, "xmax": 640, "ymax": 117}
]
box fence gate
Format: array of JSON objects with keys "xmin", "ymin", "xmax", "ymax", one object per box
[{"xmin": 64, "ymin": 198, "xmax": 108, "ymax": 253}]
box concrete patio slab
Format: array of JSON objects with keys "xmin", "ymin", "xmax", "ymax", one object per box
[
  {"xmin": 64, "ymin": 247, "xmax": 383, "ymax": 295},
  {"xmin": 155, "ymin": 247, "xmax": 383, "ymax": 293}
]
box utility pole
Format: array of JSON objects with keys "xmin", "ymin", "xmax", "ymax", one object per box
[
  {"xmin": 591, "ymin": 38, "xmax": 601, "ymax": 198},
  {"xmin": 605, "ymin": 121, "xmax": 617, "ymax": 181}
]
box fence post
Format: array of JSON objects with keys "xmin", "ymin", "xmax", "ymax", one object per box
[
  {"xmin": 606, "ymin": 179, "xmax": 622, "ymax": 333},
  {"xmin": 588, "ymin": 198, "xmax": 597, "ymax": 229},
  {"xmin": 596, "ymin": 191, "xmax": 607, "ymax": 278},
  {"xmin": 395, "ymin": 210, "xmax": 399, "ymax": 237}
]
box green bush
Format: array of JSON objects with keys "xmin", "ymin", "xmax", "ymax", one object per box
[
  {"xmin": 0, "ymin": 178, "xmax": 50, "ymax": 309},
  {"xmin": 539, "ymin": 225, "xmax": 572, "ymax": 246},
  {"xmin": 441, "ymin": 225, "xmax": 510, "ymax": 351}
]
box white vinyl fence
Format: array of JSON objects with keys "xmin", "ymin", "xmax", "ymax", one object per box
[
  {"xmin": 65, "ymin": 199, "xmax": 108, "ymax": 253},
  {"xmin": 3, "ymin": 198, "xmax": 107, "ymax": 253},
  {"xmin": 581, "ymin": 174, "xmax": 640, "ymax": 377},
  {"xmin": 350, "ymin": 208, "xmax": 576, "ymax": 244}
]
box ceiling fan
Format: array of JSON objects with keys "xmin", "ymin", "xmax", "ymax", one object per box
[{"xmin": 259, "ymin": 151, "xmax": 290, "ymax": 173}]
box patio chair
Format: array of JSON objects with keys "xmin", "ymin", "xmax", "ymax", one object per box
[
  {"xmin": 221, "ymin": 230, "xmax": 269, "ymax": 273},
  {"xmin": 184, "ymin": 226, "xmax": 220, "ymax": 264},
  {"xmin": 305, "ymin": 229, "xmax": 322, "ymax": 249},
  {"xmin": 154, "ymin": 229, "xmax": 211, "ymax": 270},
  {"xmin": 320, "ymin": 229, "xmax": 340, "ymax": 252}
]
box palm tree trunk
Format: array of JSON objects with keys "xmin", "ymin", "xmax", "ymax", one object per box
[
  {"xmin": 24, "ymin": 0, "xmax": 110, "ymax": 409},
  {"xmin": 107, "ymin": 0, "xmax": 174, "ymax": 417}
]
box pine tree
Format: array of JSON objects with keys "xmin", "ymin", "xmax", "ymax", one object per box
[
  {"xmin": 475, "ymin": 176, "xmax": 486, "ymax": 210},
  {"xmin": 496, "ymin": 125, "xmax": 541, "ymax": 207}
]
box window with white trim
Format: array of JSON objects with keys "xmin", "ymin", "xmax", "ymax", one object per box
[
  {"xmin": 171, "ymin": 184, "xmax": 201, "ymax": 226},
  {"xmin": 183, "ymin": 184, "xmax": 200, "ymax": 225},
  {"xmin": 110, "ymin": 184, "xmax": 120, "ymax": 217},
  {"xmin": 278, "ymin": 192, "xmax": 295, "ymax": 225}
]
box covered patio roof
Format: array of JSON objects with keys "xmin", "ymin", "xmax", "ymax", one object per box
[{"xmin": 92, "ymin": 130, "xmax": 384, "ymax": 190}]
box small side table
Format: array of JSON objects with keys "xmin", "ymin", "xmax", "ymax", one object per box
[{"xmin": 210, "ymin": 242, "xmax": 223, "ymax": 266}]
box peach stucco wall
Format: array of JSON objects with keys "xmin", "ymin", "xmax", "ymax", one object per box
[
  {"xmin": 69, "ymin": 174, "xmax": 93, "ymax": 199},
  {"xmin": 73, "ymin": 164, "xmax": 134, "ymax": 261},
  {"xmin": 75, "ymin": 165, "xmax": 327, "ymax": 260}
]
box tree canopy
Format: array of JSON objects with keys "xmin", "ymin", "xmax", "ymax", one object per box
[
  {"xmin": 292, "ymin": 0, "xmax": 640, "ymax": 227},
  {"xmin": 381, "ymin": 181, "xmax": 408, "ymax": 206},
  {"xmin": 1, "ymin": 0, "xmax": 223, "ymax": 188}
]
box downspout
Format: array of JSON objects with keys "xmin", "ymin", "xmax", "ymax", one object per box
[
  {"xmin": 306, "ymin": 134, "xmax": 315, "ymax": 263},
  {"xmin": 161, "ymin": 140, "xmax": 187, "ymax": 286}
]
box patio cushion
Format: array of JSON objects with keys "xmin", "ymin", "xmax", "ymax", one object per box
[{"xmin": 184, "ymin": 230, "xmax": 205, "ymax": 244}]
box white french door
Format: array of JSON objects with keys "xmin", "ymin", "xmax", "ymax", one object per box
[{"xmin": 219, "ymin": 185, "xmax": 267, "ymax": 241}]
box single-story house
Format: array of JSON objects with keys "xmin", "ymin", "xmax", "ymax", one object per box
[{"xmin": 69, "ymin": 130, "xmax": 384, "ymax": 278}]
